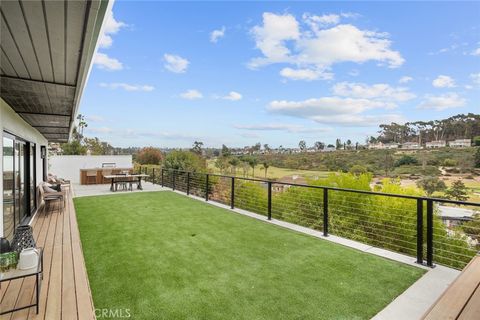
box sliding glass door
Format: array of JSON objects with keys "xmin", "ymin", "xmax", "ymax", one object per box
[
  {"xmin": 15, "ymin": 139, "xmax": 27, "ymax": 225},
  {"xmin": 2, "ymin": 132, "xmax": 35, "ymax": 240},
  {"xmin": 3, "ymin": 135, "xmax": 15, "ymax": 240}
]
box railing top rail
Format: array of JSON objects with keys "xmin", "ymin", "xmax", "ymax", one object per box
[{"xmin": 160, "ymin": 168, "xmax": 480, "ymax": 207}]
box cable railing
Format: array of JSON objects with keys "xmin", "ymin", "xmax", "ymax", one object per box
[{"xmin": 138, "ymin": 166, "xmax": 480, "ymax": 269}]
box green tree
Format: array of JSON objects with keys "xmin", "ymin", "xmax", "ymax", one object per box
[
  {"xmin": 228, "ymin": 157, "xmax": 240, "ymax": 175},
  {"xmin": 394, "ymin": 155, "xmax": 418, "ymax": 167},
  {"xmin": 215, "ymin": 157, "xmax": 229, "ymax": 174},
  {"xmin": 247, "ymin": 157, "xmax": 258, "ymax": 177},
  {"xmin": 444, "ymin": 180, "xmax": 469, "ymax": 201},
  {"xmin": 191, "ymin": 141, "xmax": 204, "ymax": 155},
  {"xmin": 346, "ymin": 139, "xmax": 352, "ymax": 149},
  {"xmin": 474, "ymin": 136, "xmax": 480, "ymax": 146},
  {"xmin": 314, "ymin": 141, "xmax": 325, "ymax": 150},
  {"xmin": 61, "ymin": 140, "xmax": 87, "ymax": 155},
  {"xmin": 76, "ymin": 114, "xmax": 88, "ymax": 139},
  {"xmin": 221, "ymin": 144, "xmax": 231, "ymax": 157},
  {"xmin": 298, "ymin": 140, "xmax": 307, "ymax": 151},
  {"xmin": 416, "ymin": 176, "xmax": 446, "ymax": 196},
  {"xmin": 262, "ymin": 161, "xmax": 270, "ymax": 178},
  {"xmin": 164, "ymin": 150, "xmax": 205, "ymax": 172},
  {"xmin": 335, "ymin": 138, "xmax": 342, "ymax": 150},
  {"xmin": 381, "ymin": 151, "xmax": 395, "ymax": 176},
  {"xmin": 84, "ymin": 137, "xmax": 113, "ymax": 155},
  {"xmin": 136, "ymin": 147, "xmax": 163, "ymax": 165}
]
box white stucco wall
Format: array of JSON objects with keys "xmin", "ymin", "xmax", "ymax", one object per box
[
  {"xmin": 1, "ymin": 98, "xmax": 49, "ymax": 237},
  {"xmin": 49, "ymin": 155, "xmax": 133, "ymax": 183}
]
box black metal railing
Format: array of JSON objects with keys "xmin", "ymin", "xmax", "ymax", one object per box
[{"xmin": 138, "ymin": 166, "xmax": 480, "ymax": 269}]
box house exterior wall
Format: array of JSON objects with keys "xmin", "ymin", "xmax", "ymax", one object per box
[
  {"xmin": 449, "ymin": 139, "xmax": 471, "ymax": 147},
  {"xmin": 49, "ymin": 155, "xmax": 133, "ymax": 184},
  {"xmin": 1, "ymin": 98, "xmax": 48, "ymax": 237}
]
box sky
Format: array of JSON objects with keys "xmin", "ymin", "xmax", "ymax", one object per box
[{"xmin": 79, "ymin": 1, "xmax": 480, "ymax": 148}]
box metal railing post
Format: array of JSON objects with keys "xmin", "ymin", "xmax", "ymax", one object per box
[
  {"xmin": 205, "ymin": 174, "xmax": 209, "ymax": 201},
  {"xmin": 230, "ymin": 177, "xmax": 235, "ymax": 209},
  {"xmin": 416, "ymin": 199, "xmax": 424, "ymax": 264},
  {"xmin": 426, "ymin": 199, "xmax": 434, "ymax": 267},
  {"xmin": 161, "ymin": 169, "xmax": 164, "ymax": 187},
  {"xmin": 187, "ymin": 172, "xmax": 190, "ymax": 195},
  {"xmin": 323, "ymin": 188, "xmax": 328, "ymax": 236},
  {"xmin": 172, "ymin": 170, "xmax": 176, "ymax": 191},
  {"xmin": 267, "ymin": 181, "xmax": 272, "ymax": 220}
]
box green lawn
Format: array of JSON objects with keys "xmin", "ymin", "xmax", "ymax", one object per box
[{"xmin": 75, "ymin": 191, "xmax": 425, "ymax": 320}]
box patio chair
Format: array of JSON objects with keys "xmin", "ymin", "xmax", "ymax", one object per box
[
  {"xmin": 102, "ymin": 169, "xmax": 112, "ymax": 184},
  {"xmin": 47, "ymin": 173, "xmax": 71, "ymax": 190},
  {"xmin": 86, "ymin": 170, "xmax": 97, "ymax": 185},
  {"xmin": 38, "ymin": 183, "xmax": 66, "ymax": 212}
]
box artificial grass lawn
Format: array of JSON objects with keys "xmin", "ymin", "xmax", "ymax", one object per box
[{"xmin": 75, "ymin": 191, "xmax": 425, "ymax": 320}]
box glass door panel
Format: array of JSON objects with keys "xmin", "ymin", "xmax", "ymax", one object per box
[
  {"xmin": 3, "ymin": 136, "xmax": 15, "ymax": 240},
  {"xmin": 30, "ymin": 144, "xmax": 36, "ymax": 212}
]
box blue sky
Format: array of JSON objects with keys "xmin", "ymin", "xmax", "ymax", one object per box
[{"xmin": 80, "ymin": 1, "xmax": 480, "ymax": 148}]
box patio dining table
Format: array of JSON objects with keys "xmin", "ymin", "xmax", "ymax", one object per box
[{"xmin": 104, "ymin": 174, "xmax": 149, "ymax": 192}]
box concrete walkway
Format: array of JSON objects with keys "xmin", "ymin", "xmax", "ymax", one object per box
[{"xmin": 71, "ymin": 182, "xmax": 166, "ymax": 197}]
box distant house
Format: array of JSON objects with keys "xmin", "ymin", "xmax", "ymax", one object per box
[
  {"xmin": 401, "ymin": 142, "xmax": 421, "ymax": 150},
  {"xmin": 368, "ymin": 142, "xmax": 385, "ymax": 150},
  {"xmin": 323, "ymin": 146, "xmax": 336, "ymax": 152},
  {"xmin": 448, "ymin": 139, "xmax": 471, "ymax": 148},
  {"xmin": 425, "ymin": 140, "xmax": 446, "ymax": 148},
  {"xmin": 384, "ymin": 143, "xmax": 400, "ymax": 149}
]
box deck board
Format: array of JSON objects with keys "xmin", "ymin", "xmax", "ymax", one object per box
[
  {"xmin": 0, "ymin": 189, "xmax": 95, "ymax": 319},
  {"xmin": 423, "ymin": 255, "xmax": 480, "ymax": 320}
]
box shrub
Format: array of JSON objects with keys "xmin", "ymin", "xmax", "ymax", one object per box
[
  {"xmin": 136, "ymin": 147, "xmax": 163, "ymax": 165},
  {"xmin": 443, "ymin": 158, "xmax": 458, "ymax": 167},
  {"xmin": 349, "ymin": 165, "xmax": 368, "ymax": 175},
  {"xmin": 394, "ymin": 155, "xmax": 418, "ymax": 167}
]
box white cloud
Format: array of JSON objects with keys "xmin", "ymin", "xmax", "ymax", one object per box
[
  {"xmin": 249, "ymin": 12, "xmax": 404, "ymax": 80},
  {"xmin": 86, "ymin": 115, "xmax": 104, "ymax": 122},
  {"xmin": 399, "ymin": 76, "xmax": 413, "ymax": 84},
  {"xmin": 432, "ymin": 75, "xmax": 456, "ymax": 88},
  {"xmin": 418, "ymin": 93, "xmax": 466, "ymax": 111},
  {"xmin": 332, "ymin": 82, "xmax": 415, "ymax": 103},
  {"xmin": 99, "ymin": 11, "xmax": 127, "ymax": 48},
  {"xmin": 210, "ymin": 26, "xmax": 226, "ymax": 43},
  {"xmin": 180, "ymin": 89, "xmax": 203, "ymax": 100},
  {"xmin": 235, "ymin": 123, "xmax": 329, "ymax": 133},
  {"xmin": 280, "ymin": 67, "xmax": 333, "ymax": 81},
  {"xmin": 99, "ymin": 82, "xmax": 154, "ymax": 91},
  {"xmin": 221, "ymin": 91, "xmax": 243, "ymax": 101},
  {"xmin": 302, "ymin": 13, "xmax": 340, "ymax": 31},
  {"xmin": 471, "ymin": 48, "xmax": 480, "ymax": 56},
  {"xmin": 267, "ymin": 96, "xmax": 402, "ymax": 126},
  {"xmin": 250, "ymin": 12, "xmax": 300, "ymax": 66},
  {"xmin": 470, "ymin": 73, "xmax": 480, "ymax": 85},
  {"xmin": 163, "ymin": 54, "xmax": 189, "ymax": 73},
  {"xmin": 94, "ymin": 53, "xmax": 123, "ymax": 71}
]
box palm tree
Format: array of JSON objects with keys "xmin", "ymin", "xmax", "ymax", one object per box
[
  {"xmin": 248, "ymin": 157, "xmax": 258, "ymax": 177},
  {"xmin": 229, "ymin": 157, "xmax": 240, "ymax": 175},
  {"xmin": 262, "ymin": 161, "xmax": 270, "ymax": 178}
]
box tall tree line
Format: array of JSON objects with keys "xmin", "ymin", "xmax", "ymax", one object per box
[{"xmin": 373, "ymin": 113, "xmax": 480, "ymax": 144}]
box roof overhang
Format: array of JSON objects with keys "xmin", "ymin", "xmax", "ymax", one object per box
[{"xmin": 0, "ymin": 0, "xmax": 111, "ymax": 142}]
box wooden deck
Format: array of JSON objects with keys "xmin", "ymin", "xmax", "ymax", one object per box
[
  {"xmin": 423, "ymin": 255, "xmax": 480, "ymax": 320},
  {"xmin": 0, "ymin": 189, "xmax": 95, "ymax": 319}
]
